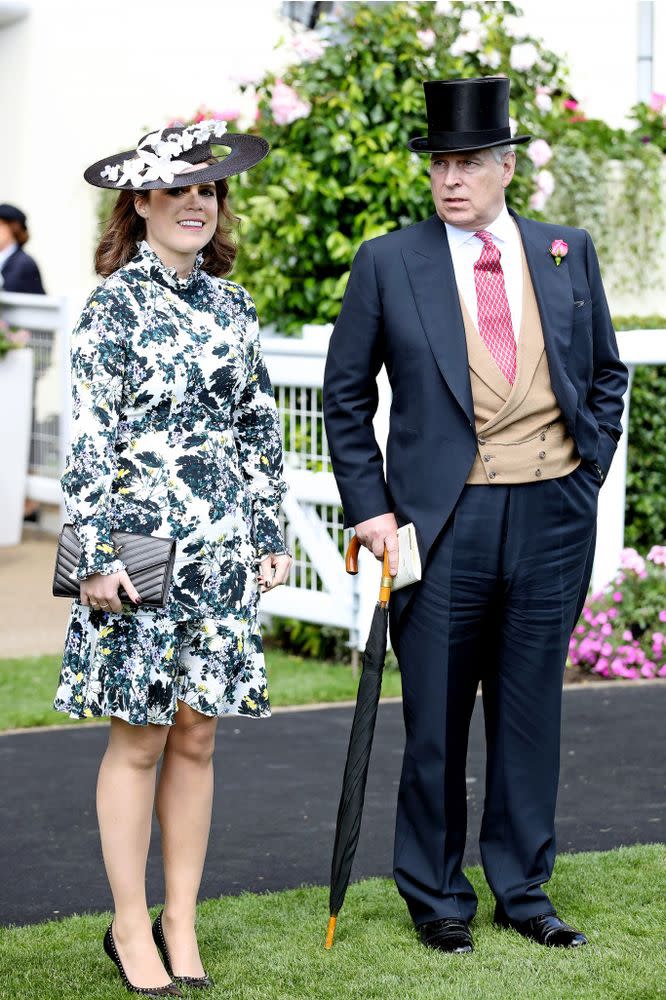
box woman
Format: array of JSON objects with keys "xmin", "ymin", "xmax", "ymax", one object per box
[
  {"xmin": 54, "ymin": 121, "xmax": 291, "ymax": 996},
  {"xmin": 0, "ymin": 203, "xmax": 45, "ymax": 293}
]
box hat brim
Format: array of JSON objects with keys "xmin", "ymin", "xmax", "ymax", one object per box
[
  {"xmin": 84, "ymin": 133, "xmax": 270, "ymax": 190},
  {"xmin": 407, "ymin": 134, "xmax": 532, "ymax": 153}
]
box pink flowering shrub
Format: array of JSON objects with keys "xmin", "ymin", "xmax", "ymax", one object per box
[
  {"xmin": 0, "ymin": 318, "xmax": 31, "ymax": 360},
  {"xmin": 569, "ymin": 546, "xmax": 666, "ymax": 681}
]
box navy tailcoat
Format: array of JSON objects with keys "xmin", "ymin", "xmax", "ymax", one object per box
[{"xmin": 323, "ymin": 210, "xmax": 628, "ymax": 629}]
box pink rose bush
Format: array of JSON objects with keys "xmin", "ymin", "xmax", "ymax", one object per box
[
  {"xmin": 568, "ymin": 546, "xmax": 666, "ymax": 681},
  {"xmin": 270, "ymin": 80, "xmax": 311, "ymax": 126}
]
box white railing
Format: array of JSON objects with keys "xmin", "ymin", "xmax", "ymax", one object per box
[
  {"xmin": 2, "ymin": 288, "xmax": 664, "ymax": 650},
  {"xmin": 0, "ymin": 291, "xmax": 70, "ymax": 505}
]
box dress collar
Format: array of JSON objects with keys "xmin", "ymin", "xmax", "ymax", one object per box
[
  {"xmin": 133, "ymin": 239, "xmax": 204, "ymax": 292},
  {"xmin": 445, "ymin": 203, "xmax": 514, "ymax": 250}
]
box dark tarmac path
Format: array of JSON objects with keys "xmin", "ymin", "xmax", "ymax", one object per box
[{"xmin": 1, "ymin": 684, "xmax": 664, "ymax": 927}]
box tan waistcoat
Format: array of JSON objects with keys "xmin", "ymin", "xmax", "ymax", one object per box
[{"xmin": 464, "ymin": 238, "xmax": 580, "ymax": 485}]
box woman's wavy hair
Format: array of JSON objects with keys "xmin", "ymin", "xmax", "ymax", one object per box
[{"xmin": 94, "ymin": 177, "xmax": 238, "ymax": 278}]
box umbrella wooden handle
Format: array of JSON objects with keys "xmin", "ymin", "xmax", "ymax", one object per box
[
  {"xmin": 345, "ymin": 535, "xmax": 361, "ymax": 575},
  {"xmin": 345, "ymin": 537, "xmax": 393, "ymax": 605}
]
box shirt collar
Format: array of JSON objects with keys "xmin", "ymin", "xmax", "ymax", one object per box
[
  {"xmin": 0, "ymin": 242, "xmax": 18, "ymax": 269},
  {"xmin": 444, "ymin": 203, "xmax": 513, "ymax": 250}
]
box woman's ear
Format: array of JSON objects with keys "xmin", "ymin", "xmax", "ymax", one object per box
[{"xmin": 134, "ymin": 195, "xmax": 148, "ymax": 219}]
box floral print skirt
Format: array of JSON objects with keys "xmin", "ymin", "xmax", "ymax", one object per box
[{"xmin": 53, "ymin": 601, "xmax": 271, "ymax": 726}]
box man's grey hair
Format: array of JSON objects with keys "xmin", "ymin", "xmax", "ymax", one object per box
[{"xmin": 490, "ymin": 144, "xmax": 515, "ymax": 163}]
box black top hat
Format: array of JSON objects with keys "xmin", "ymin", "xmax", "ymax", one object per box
[
  {"xmin": 84, "ymin": 121, "xmax": 269, "ymax": 191},
  {"xmin": 0, "ymin": 203, "xmax": 27, "ymax": 227},
  {"xmin": 407, "ymin": 77, "xmax": 531, "ymax": 154}
]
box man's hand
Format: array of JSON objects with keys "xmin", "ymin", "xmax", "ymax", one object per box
[
  {"xmin": 80, "ymin": 569, "xmax": 142, "ymax": 613},
  {"xmin": 354, "ymin": 512, "xmax": 399, "ymax": 576}
]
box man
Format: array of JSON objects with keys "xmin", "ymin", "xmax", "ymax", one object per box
[
  {"xmin": 323, "ymin": 77, "xmax": 627, "ymax": 954},
  {"xmin": 0, "ymin": 203, "xmax": 45, "ymax": 294}
]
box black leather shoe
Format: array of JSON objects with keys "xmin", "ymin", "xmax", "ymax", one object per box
[
  {"xmin": 152, "ymin": 911, "xmax": 214, "ymax": 990},
  {"xmin": 103, "ymin": 924, "xmax": 183, "ymax": 996},
  {"xmin": 493, "ymin": 906, "xmax": 588, "ymax": 948},
  {"xmin": 418, "ymin": 918, "xmax": 473, "ymax": 953}
]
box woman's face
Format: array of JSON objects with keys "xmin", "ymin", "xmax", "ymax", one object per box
[{"xmin": 134, "ymin": 172, "xmax": 219, "ymax": 268}]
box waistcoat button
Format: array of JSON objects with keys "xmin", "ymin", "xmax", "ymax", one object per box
[
  {"xmin": 483, "ymin": 454, "xmax": 491, "ymax": 462},
  {"xmin": 535, "ymin": 468, "xmax": 542, "ymax": 477},
  {"xmin": 539, "ymin": 450, "xmax": 546, "ymax": 459},
  {"xmin": 489, "ymin": 471, "xmax": 497, "ymax": 479}
]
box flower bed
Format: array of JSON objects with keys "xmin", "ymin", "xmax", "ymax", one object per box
[{"xmin": 568, "ymin": 546, "xmax": 666, "ymax": 680}]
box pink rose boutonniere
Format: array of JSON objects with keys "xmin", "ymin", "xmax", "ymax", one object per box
[{"xmin": 549, "ymin": 239, "xmax": 568, "ymax": 266}]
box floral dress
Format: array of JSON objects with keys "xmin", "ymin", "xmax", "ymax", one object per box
[{"xmin": 53, "ymin": 241, "xmax": 287, "ymax": 725}]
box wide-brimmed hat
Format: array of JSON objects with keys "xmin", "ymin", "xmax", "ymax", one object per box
[
  {"xmin": 408, "ymin": 77, "xmax": 531, "ymax": 154},
  {"xmin": 0, "ymin": 203, "xmax": 27, "ymax": 227},
  {"xmin": 84, "ymin": 120, "xmax": 269, "ymax": 190}
]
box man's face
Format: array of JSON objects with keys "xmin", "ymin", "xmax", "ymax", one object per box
[{"xmin": 429, "ymin": 148, "xmax": 515, "ymax": 231}]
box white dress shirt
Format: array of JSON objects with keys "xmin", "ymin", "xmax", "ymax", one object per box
[
  {"xmin": 0, "ymin": 241, "xmax": 18, "ymax": 274},
  {"xmin": 445, "ymin": 205, "xmax": 523, "ymax": 343}
]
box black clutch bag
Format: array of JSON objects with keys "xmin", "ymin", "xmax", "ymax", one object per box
[{"xmin": 53, "ymin": 524, "xmax": 176, "ymax": 609}]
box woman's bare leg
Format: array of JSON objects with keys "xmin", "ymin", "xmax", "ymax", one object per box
[
  {"xmin": 155, "ymin": 701, "xmax": 218, "ymax": 976},
  {"xmin": 97, "ymin": 717, "xmax": 172, "ymax": 988}
]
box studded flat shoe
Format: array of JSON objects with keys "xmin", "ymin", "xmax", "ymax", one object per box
[
  {"xmin": 152, "ymin": 911, "xmax": 214, "ymax": 990},
  {"xmin": 103, "ymin": 924, "xmax": 182, "ymax": 996}
]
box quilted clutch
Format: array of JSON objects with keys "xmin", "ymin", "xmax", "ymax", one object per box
[{"xmin": 52, "ymin": 524, "xmax": 176, "ymax": 609}]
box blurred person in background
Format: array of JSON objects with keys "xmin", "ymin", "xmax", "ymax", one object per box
[
  {"xmin": 53, "ymin": 122, "xmax": 290, "ymax": 996},
  {"xmin": 0, "ymin": 203, "xmax": 45, "ymax": 294}
]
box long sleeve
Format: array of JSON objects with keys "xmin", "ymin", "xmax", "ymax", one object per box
[
  {"xmin": 323, "ymin": 240, "xmax": 392, "ymax": 528},
  {"xmin": 232, "ymin": 299, "xmax": 288, "ymax": 557},
  {"xmin": 60, "ymin": 284, "xmax": 129, "ymax": 580},
  {"xmin": 584, "ymin": 231, "xmax": 629, "ymax": 476}
]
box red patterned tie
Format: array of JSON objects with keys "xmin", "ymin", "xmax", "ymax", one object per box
[{"xmin": 473, "ymin": 230, "xmax": 517, "ymax": 384}]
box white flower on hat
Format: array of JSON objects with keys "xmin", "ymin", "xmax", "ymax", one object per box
[
  {"xmin": 140, "ymin": 151, "xmax": 193, "ymax": 184},
  {"xmin": 138, "ymin": 129, "xmax": 165, "ymax": 151},
  {"xmin": 154, "ymin": 135, "xmax": 184, "ymax": 158},
  {"xmin": 101, "ymin": 163, "xmax": 121, "ymax": 182},
  {"xmin": 117, "ymin": 157, "xmax": 147, "ymax": 187}
]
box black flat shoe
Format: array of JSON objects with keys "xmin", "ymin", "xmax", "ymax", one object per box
[
  {"xmin": 417, "ymin": 917, "xmax": 473, "ymax": 953},
  {"xmin": 152, "ymin": 911, "xmax": 214, "ymax": 990},
  {"xmin": 103, "ymin": 924, "xmax": 183, "ymax": 996},
  {"xmin": 493, "ymin": 906, "xmax": 588, "ymax": 948}
]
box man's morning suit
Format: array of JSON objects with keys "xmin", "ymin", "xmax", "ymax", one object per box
[{"xmin": 322, "ymin": 209, "xmax": 628, "ymax": 924}]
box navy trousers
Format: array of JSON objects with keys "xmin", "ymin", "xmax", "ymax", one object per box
[{"xmin": 389, "ymin": 464, "xmax": 599, "ymax": 925}]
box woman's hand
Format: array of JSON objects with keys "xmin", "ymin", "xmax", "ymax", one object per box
[
  {"xmin": 257, "ymin": 552, "xmax": 292, "ymax": 593},
  {"xmin": 80, "ymin": 569, "xmax": 142, "ymax": 613}
]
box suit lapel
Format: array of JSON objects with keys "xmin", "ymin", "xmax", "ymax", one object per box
[
  {"xmin": 402, "ymin": 215, "xmax": 475, "ymax": 427},
  {"xmin": 511, "ymin": 211, "xmax": 574, "ymax": 369}
]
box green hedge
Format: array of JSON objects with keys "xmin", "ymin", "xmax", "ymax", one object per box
[{"xmin": 615, "ymin": 316, "xmax": 666, "ymax": 551}]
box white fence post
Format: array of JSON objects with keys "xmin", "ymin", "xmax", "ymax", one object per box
[{"xmin": 592, "ymin": 329, "xmax": 666, "ymax": 591}]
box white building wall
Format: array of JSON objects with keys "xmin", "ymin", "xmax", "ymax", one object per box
[{"xmin": 0, "ymin": 0, "xmax": 286, "ymax": 308}]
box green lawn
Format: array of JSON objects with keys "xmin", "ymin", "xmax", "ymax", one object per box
[
  {"xmin": 0, "ymin": 845, "xmax": 663, "ymax": 1000},
  {"xmin": 0, "ymin": 650, "xmax": 402, "ymax": 732}
]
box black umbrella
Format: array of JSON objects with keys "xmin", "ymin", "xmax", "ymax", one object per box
[{"xmin": 325, "ymin": 535, "xmax": 392, "ymax": 949}]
